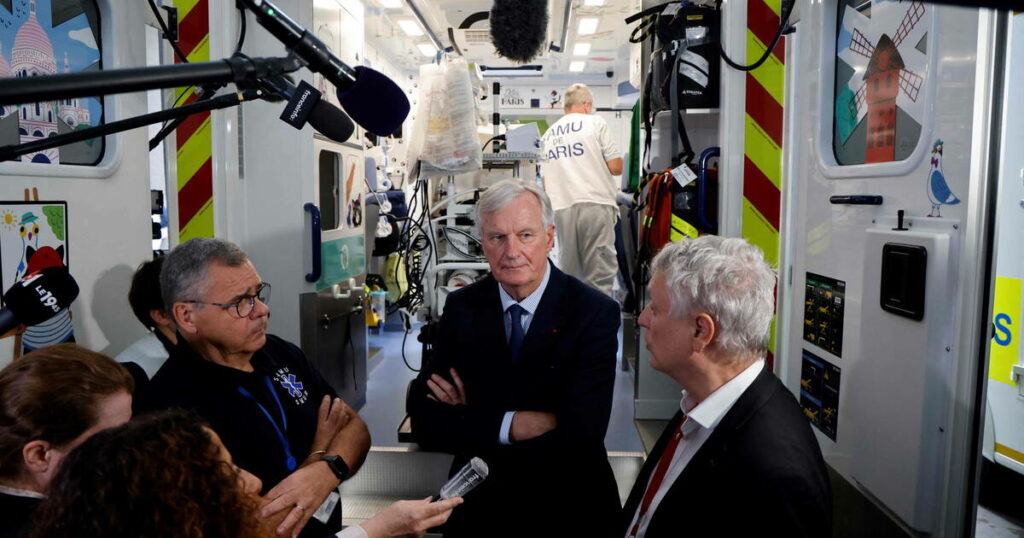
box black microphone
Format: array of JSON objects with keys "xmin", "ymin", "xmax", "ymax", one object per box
[
  {"xmin": 490, "ymin": 0, "xmax": 549, "ymax": 63},
  {"xmin": 239, "ymin": 0, "xmax": 410, "ymax": 136},
  {"xmin": 0, "ymin": 266, "xmax": 80, "ymax": 335},
  {"xmin": 269, "ymin": 77, "xmax": 355, "ymax": 143}
]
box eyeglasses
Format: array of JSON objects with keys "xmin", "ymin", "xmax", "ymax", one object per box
[{"xmin": 186, "ymin": 282, "xmax": 271, "ymax": 318}]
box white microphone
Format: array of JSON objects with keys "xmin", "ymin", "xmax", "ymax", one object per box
[{"xmin": 439, "ymin": 457, "xmax": 489, "ymax": 500}]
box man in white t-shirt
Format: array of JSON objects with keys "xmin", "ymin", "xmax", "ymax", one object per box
[{"xmin": 540, "ymin": 83, "xmax": 623, "ymax": 298}]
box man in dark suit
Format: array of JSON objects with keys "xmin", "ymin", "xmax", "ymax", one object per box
[
  {"xmin": 622, "ymin": 236, "xmax": 831, "ymax": 537},
  {"xmin": 407, "ymin": 179, "xmax": 622, "ymax": 537}
]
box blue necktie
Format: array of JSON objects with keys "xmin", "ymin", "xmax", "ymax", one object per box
[{"xmin": 507, "ymin": 304, "xmax": 526, "ymax": 360}]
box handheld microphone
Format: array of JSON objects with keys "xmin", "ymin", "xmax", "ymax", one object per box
[
  {"xmin": 0, "ymin": 266, "xmax": 80, "ymax": 335},
  {"xmin": 269, "ymin": 77, "xmax": 355, "ymax": 143},
  {"xmin": 439, "ymin": 457, "xmax": 489, "ymax": 500},
  {"xmin": 239, "ymin": 0, "xmax": 410, "ymax": 136}
]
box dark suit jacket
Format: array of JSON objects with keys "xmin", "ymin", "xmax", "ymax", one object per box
[
  {"xmin": 408, "ymin": 263, "xmax": 622, "ymax": 537},
  {"xmin": 621, "ymin": 365, "xmax": 832, "ymax": 537}
]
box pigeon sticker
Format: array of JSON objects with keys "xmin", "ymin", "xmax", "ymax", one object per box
[{"xmin": 925, "ymin": 139, "xmax": 960, "ymax": 217}]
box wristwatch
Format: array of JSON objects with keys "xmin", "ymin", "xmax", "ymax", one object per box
[{"xmin": 321, "ymin": 454, "xmax": 349, "ymax": 481}]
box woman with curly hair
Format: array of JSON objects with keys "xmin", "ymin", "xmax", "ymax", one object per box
[
  {"xmin": 30, "ymin": 409, "xmax": 267, "ymax": 538},
  {"xmin": 31, "ymin": 411, "xmax": 462, "ymax": 538},
  {"xmin": 0, "ymin": 344, "xmax": 134, "ymax": 538}
]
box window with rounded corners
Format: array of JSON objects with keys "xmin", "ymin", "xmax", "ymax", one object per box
[
  {"xmin": 823, "ymin": 0, "xmax": 935, "ymax": 175},
  {"xmin": 0, "ymin": 0, "xmax": 104, "ymax": 166}
]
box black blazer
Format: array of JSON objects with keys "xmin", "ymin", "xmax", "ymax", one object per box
[
  {"xmin": 408, "ymin": 263, "xmax": 622, "ymax": 537},
  {"xmin": 621, "ymin": 366, "xmax": 832, "ymax": 537}
]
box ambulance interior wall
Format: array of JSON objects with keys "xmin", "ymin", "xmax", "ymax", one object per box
[{"xmin": 0, "ymin": 2, "xmax": 153, "ymax": 367}]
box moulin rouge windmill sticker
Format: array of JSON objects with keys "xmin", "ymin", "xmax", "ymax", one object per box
[{"xmin": 835, "ymin": 0, "xmax": 931, "ymax": 164}]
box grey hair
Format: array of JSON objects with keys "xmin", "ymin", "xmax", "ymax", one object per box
[
  {"xmin": 563, "ymin": 83, "xmax": 592, "ymax": 111},
  {"xmin": 160, "ymin": 238, "xmax": 249, "ymax": 307},
  {"xmin": 651, "ymin": 236, "xmax": 777, "ymax": 358},
  {"xmin": 474, "ymin": 179, "xmax": 555, "ymax": 236}
]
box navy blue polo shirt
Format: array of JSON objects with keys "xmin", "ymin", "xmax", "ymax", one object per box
[{"xmin": 135, "ymin": 334, "xmax": 340, "ymax": 536}]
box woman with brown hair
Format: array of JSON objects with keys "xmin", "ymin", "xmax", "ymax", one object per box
[
  {"xmin": 0, "ymin": 344, "xmax": 134, "ymax": 538},
  {"xmin": 32, "ymin": 410, "xmax": 462, "ymax": 538},
  {"xmin": 30, "ymin": 409, "xmax": 266, "ymax": 538}
]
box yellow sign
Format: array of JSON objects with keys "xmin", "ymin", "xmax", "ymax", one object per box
[{"xmin": 990, "ymin": 276, "xmax": 1022, "ymax": 386}]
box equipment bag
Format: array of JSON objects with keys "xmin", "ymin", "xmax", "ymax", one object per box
[{"xmin": 628, "ymin": 2, "xmax": 720, "ymax": 171}]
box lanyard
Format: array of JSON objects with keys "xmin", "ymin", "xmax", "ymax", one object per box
[{"xmin": 237, "ymin": 376, "xmax": 297, "ymax": 472}]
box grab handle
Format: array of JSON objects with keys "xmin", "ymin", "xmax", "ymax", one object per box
[
  {"xmin": 829, "ymin": 195, "xmax": 883, "ymax": 205},
  {"xmin": 304, "ymin": 203, "xmax": 322, "ymax": 283},
  {"xmin": 697, "ymin": 147, "xmax": 719, "ymax": 234}
]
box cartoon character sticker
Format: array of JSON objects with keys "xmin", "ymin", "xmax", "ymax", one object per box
[
  {"xmin": 0, "ymin": 201, "xmax": 74, "ymax": 351},
  {"xmin": 549, "ymin": 89, "xmax": 562, "ymax": 108},
  {"xmin": 925, "ymin": 139, "xmax": 960, "ymax": 217}
]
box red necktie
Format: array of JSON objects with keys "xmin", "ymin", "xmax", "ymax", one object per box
[{"xmin": 629, "ymin": 416, "xmax": 688, "ymax": 537}]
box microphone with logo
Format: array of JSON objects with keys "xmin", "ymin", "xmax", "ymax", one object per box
[
  {"xmin": 436, "ymin": 457, "xmax": 489, "ymax": 502},
  {"xmin": 239, "ymin": 0, "xmax": 411, "ymax": 137},
  {"xmin": 266, "ymin": 76, "xmax": 355, "ymax": 143},
  {"xmin": 0, "ymin": 266, "xmax": 80, "ymax": 336}
]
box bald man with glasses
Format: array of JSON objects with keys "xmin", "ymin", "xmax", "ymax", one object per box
[{"xmin": 134, "ymin": 238, "xmax": 370, "ymax": 538}]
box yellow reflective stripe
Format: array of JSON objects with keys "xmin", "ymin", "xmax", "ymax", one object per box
[
  {"xmin": 996, "ymin": 443, "xmax": 1024, "ymax": 465},
  {"xmin": 744, "ymin": 115, "xmax": 782, "ymax": 189},
  {"xmin": 670, "ymin": 215, "xmax": 698, "ymax": 241},
  {"xmin": 990, "ymin": 276, "xmax": 1022, "ymax": 386},
  {"xmin": 186, "ymin": 34, "xmax": 211, "ymax": 63},
  {"xmin": 175, "ymin": 0, "xmax": 203, "ymax": 23},
  {"xmin": 173, "ymin": 85, "xmax": 197, "ymax": 106},
  {"xmin": 742, "ymin": 199, "xmax": 779, "ymax": 267},
  {"xmin": 746, "ymin": 31, "xmax": 785, "ymax": 106},
  {"xmin": 179, "ymin": 200, "xmax": 214, "ymax": 242},
  {"xmin": 763, "ymin": 0, "xmax": 782, "ymax": 18},
  {"xmin": 176, "ymin": 115, "xmax": 211, "ymax": 190}
]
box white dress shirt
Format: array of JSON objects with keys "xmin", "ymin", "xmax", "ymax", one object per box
[
  {"xmin": 626, "ymin": 359, "xmax": 765, "ymax": 537},
  {"xmin": 496, "ymin": 262, "xmax": 551, "ymax": 445}
]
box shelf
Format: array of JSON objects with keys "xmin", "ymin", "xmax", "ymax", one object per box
[{"xmin": 482, "ymin": 152, "xmax": 543, "ymax": 162}]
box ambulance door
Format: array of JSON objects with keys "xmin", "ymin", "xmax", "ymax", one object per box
[
  {"xmin": 777, "ymin": 2, "xmax": 999, "ymax": 534},
  {"xmin": 983, "ymin": 10, "xmax": 1024, "ymax": 478}
]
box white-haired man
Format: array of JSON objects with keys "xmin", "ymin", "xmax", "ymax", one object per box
[
  {"xmin": 540, "ymin": 83, "xmax": 623, "ymax": 298},
  {"xmin": 408, "ymin": 179, "xmax": 622, "ymax": 537},
  {"xmin": 621, "ymin": 236, "xmax": 831, "ymax": 537}
]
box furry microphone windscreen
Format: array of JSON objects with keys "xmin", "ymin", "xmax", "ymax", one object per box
[{"xmin": 490, "ymin": 0, "xmax": 549, "ymax": 63}]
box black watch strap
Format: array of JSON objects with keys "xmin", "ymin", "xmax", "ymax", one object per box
[{"xmin": 321, "ymin": 454, "xmax": 349, "ymax": 480}]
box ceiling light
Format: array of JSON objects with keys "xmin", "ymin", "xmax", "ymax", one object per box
[
  {"xmin": 378, "ymin": 0, "xmax": 402, "ymax": 7},
  {"xmin": 397, "ymin": 19, "xmax": 424, "ymax": 36},
  {"xmin": 584, "ymin": 0, "xmax": 605, "ymax": 5},
  {"xmin": 573, "ymin": 43, "xmax": 591, "ymax": 56},
  {"xmin": 577, "ymin": 17, "xmax": 599, "ymax": 35},
  {"xmin": 569, "ymin": 61, "xmax": 586, "ymax": 72},
  {"xmin": 418, "ymin": 43, "xmax": 437, "ymax": 57}
]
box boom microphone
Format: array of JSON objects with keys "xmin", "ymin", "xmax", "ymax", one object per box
[
  {"xmin": 0, "ymin": 266, "xmax": 80, "ymax": 335},
  {"xmin": 490, "ymin": 0, "xmax": 550, "ymax": 63},
  {"xmin": 268, "ymin": 77, "xmax": 355, "ymax": 143},
  {"xmin": 336, "ymin": 66, "xmax": 409, "ymax": 137},
  {"xmin": 239, "ymin": 0, "xmax": 410, "ymax": 136}
]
